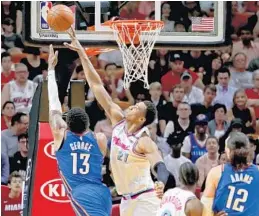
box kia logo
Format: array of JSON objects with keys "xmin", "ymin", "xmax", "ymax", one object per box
[
  {"xmin": 40, "ymin": 179, "xmax": 70, "ymax": 203},
  {"xmin": 44, "ymin": 141, "xmax": 56, "ymax": 160}
]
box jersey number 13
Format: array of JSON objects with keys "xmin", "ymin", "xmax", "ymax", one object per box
[{"xmin": 71, "ymin": 153, "xmax": 90, "ymax": 174}]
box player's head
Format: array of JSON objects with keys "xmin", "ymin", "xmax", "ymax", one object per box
[
  {"xmin": 8, "ymin": 171, "xmax": 23, "ymax": 194},
  {"xmin": 179, "ymin": 162, "xmax": 199, "ymax": 187},
  {"xmin": 225, "ymin": 132, "xmax": 250, "ymax": 170},
  {"xmin": 66, "ymin": 107, "xmax": 90, "ymax": 134},
  {"xmin": 125, "ymin": 101, "xmax": 157, "ymax": 128}
]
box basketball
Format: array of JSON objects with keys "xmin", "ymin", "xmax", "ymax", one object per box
[{"xmin": 47, "ymin": 5, "xmax": 74, "ymax": 32}]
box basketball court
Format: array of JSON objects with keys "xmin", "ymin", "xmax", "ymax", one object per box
[{"xmin": 22, "ymin": 1, "xmax": 231, "ymax": 216}]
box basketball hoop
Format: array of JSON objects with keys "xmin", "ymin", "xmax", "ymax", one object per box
[{"xmin": 109, "ymin": 20, "xmax": 164, "ymax": 89}]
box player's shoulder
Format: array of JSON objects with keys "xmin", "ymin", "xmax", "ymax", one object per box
[{"xmin": 208, "ymin": 165, "xmax": 223, "ymax": 179}]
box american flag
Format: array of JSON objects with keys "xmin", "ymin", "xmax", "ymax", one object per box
[{"xmin": 191, "ymin": 17, "xmax": 214, "ymax": 32}]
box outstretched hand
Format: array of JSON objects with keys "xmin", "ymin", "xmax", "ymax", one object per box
[
  {"xmin": 48, "ymin": 44, "xmax": 58, "ymax": 70},
  {"xmin": 154, "ymin": 181, "xmax": 164, "ymax": 199},
  {"xmin": 64, "ymin": 27, "xmax": 84, "ymax": 52}
]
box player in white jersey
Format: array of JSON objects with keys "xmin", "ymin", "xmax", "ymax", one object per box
[
  {"xmin": 65, "ymin": 27, "xmax": 174, "ymax": 216},
  {"xmin": 157, "ymin": 162, "xmax": 202, "ymax": 216}
]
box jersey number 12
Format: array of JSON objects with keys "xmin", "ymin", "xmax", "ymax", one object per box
[
  {"xmin": 226, "ymin": 185, "xmax": 248, "ymax": 212},
  {"xmin": 71, "ymin": 153, "xmax": 90, "ymax": 174}
]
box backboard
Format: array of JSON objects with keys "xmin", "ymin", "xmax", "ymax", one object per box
[{"xmin": 24, "ymin": 1, "xmax": 231, "ymax": 49}]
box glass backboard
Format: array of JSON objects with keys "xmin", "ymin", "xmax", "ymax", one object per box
[{"xmin": 24, "ymin": 1, "xmax": 231, "ymax": 49}]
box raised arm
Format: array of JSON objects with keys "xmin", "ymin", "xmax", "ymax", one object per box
[
  {"xmin": 137, "ymin": 136, "xmax": 175, "ymax": 192},
  {"xmin": 64, "ymin": 28, "xmax": 124, "ymax": 126},
  {"xmin": 47, "ymin": 45, "xmax": 67, "ymax": 151}
]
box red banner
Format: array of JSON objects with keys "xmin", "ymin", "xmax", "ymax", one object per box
[{"xmin": 30, "ymin": 123, "xmax": 74, "ymax": 216}]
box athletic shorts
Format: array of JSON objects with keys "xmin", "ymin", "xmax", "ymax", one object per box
[
  {"xmin": 66, "ymin": 182, "xmax": 112, "ymax": 216},
  {"xmin": 120, "ymin": 190, "xmax": 161, "ymax": 216}
]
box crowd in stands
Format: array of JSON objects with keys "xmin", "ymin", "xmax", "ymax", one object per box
[{"xmin": 1, "ymin": 1, "xmax": 259, "ymax": 213}]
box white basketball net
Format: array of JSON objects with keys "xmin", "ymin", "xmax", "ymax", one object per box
[{"xmin": 110, "ymin": 21, "xmax": 164, "ymax": 89}]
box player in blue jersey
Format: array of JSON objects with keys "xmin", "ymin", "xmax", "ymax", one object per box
[
  {"xmin": 47, "ymin": 45, "xmax": 112, "ymax": 216},
  {"xmin": 202, "ymin": 132, "xmax": 259, "ymax": 216}
]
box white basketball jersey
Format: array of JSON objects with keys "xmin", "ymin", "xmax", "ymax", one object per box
[
  {"xmin": 9, "ymin": 80, "xmax": 36, "ymax": 114},
  {"xmin": 110, "ymin": 119, "xmax": 154, "ymax": 195},
  {"xmin": 156, "ymin": 188, "xmax": 196, "ymax": 216}
]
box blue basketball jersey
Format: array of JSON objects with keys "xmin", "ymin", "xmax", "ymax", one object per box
[
  {"xmin": 56, "ymin": 130, "xmax": 103, "ymax": 189},
  {"xmin": 190, "ymin": 133, "xmax": 207, "ymax": 163},
  {"xmin": 213, "ymin": 163, "xmax": 259, "ymax": 216}
]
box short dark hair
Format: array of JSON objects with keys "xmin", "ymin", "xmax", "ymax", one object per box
[
  {"xmin": 142, "ymin": 101, "xmax": 157, "ymax": 127},
  {"xmin": 66, "ymin": 107, "xmax": 90, "ymax": 134},
  {"xmin": 18, "ymin": 133, "xmax": 28, "ymax": 142},
  {"xmin": 204, "ymin": 84, "xmax": 217, "ymax": 93},
  {"xmin": 217, "ymin": 67, "xmax": 230, "ymax": 77},
  {"xmin": 213, "ymin": 103, "xmax": 227, "ymax": 114},
  {"xmin": 237, "ymin": 25, "xmax": 252, "ymax": 36},
  {"xmin": 11, "ymin": 112, "xmax": 27, "ymax": 126},
  {"xmin": 105, "ymin": 63, "xmax": 117, "ymax": 71},
  {"xmin": 2, "ymin": 101, "xmax": 15, "ymax": 111},
  {"xmin": 76, "ymin": 65, "xmax": 83, "ymax": 73},
  {"xmin": 227, "ymin": 132, "xmax": 250, "ymax": 170},
  {"xmin": 1, "ymin": 52, "xmax": 11, "ymax": 61},
  {"xmin": 179, "ymin": 162, "xmax": 199, "ymax": 186},
  {"xmin": 8, "ymin": 171, "xmax": 22, "ymax": 183}
]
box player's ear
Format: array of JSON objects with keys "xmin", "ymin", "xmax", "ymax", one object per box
[{"xmin": 139, "ymin": 117, "xmax": 146, "ymax": 124}]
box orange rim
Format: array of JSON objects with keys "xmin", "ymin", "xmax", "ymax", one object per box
[
  {"xmin": 109, "ymin": 20, "xmax": 164, "ymax": 44},
  {"xmin": 84, "ymin": 48, "xmax": 115, "ymax": 57}
]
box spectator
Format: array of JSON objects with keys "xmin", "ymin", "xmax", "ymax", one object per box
[
  {"xmin": 1, "ymin": 153, "xmax": 9, "ymax": 185},
  {"xmin": 161, "ymin": 2, "xmax": 175, "ymax": 32},
  {"xmin": 174, "ymin": 21, "xmax": 187, "ymax": 32},
  {"xmin": 119, "ymin": 2, "xmax": 146, "ymax": 20},
  {"xmin": 1, "ymin": 1, "xmax": 23, "ymax": 34},
  {"xmin": 161, "ymin": 52, "xmax": 204, "ymax": 101},
  {"xmin": 218, "ymin": 118, "xmax": 243, "ymax": 153},
  {"xmin": 184, "ymin": 51, "xmax": 210, "ymax": 77},
  {"xmin": 203, "ymin": 54, "xmax": 223, "ymax": 85},
  {"xmin": 2, "ymin": 18, "xmax": 24, "ymax": 53},
  {"xmin": 219, "ymin": 152, "xmax": 227, "ymax": 165},
  {"xmin": 164, "ymin": 102, "xmax": 194, "ymax": 139},
  {"xmin": 228, "ymin": 89, "xmax": 256, "ymax": 134},
  {"xmin": 85, "ymin": 99, "xmax": 105, "ymax": 131},
  {"xmin": 1, "ymin": 63, "xmax": 37, "ymax": 114},
  {"xmin": 195, "ymin": 136, "xmax": 219, "ymax": 188},
  {"xmin": 213, "ymin": 67, "xmax": 237, "ymax": 109},
  {"xmin": 1, "ymin": 52, "xmax": 15, "ymax": 90},
  {"xmin": 21, "ymin": 47, "xmax": 47, "ymax": 80},
  {"xmin": 98, "ymin": 50, "xmax": 123, "ymax": 69},
  {"xmin": 1, "ymin": 171, "xmax": 23, "ymax": 216},
  {"xmin": 245, "ymin": 70, "xmax": 259, "ymax": 120},
  {"xmin": 94, "ymin": 115, "xmax": 112, "ymax": 142},
  {"xmin": 229, "ymin": 52, "xmax": 253, "ymax": 89},
  {"xmin": 232, "ymin": 26, "xmax": 259, "ymax": 67},
  {"xmin": 1, "ymin": 112, "xmax": 28, "ymax": 157},
  {"xmin": 181, "ymin": 71, "xmax": 204, "ymax": 105},
  {"xmin": 148, "ymin": 82, "xmax": 166, "ymax": 111},
  {"xmin": 9, "ymin": 133, "xmax": 28, "ymax": 180},
  {"xmin": 191, "ymin": 84, "xmax": 217, "ymax": 121},
  {"xmin": 247, "ymin": 134, "xmax": 259, "ymax": 164},
  {"xmin": 147, "ymin": 123, "xmax": 171, "ymax": 158},
  {"xmin": 32, "ymin": 62, "xmax": 48, "ymax": 84},
  {"xmin": 208, "ymin": 103, "xmax": 229, "ymax": 139},
  {"xmin": 158, "ymin": 84, "xmax": 185, "ymax": 136},
  {"xmin": 165, "ymin": 133, "xmax": 192, "ymax": 186},
  {"xmin": 182, "ymin": 114, "xmax": 209, "ymax": 163},
  {"xmin": 1, "ymin": 101, "xmax": 15, "ymax": 131},
  {"xmin": 148, "ymin": 49, "xmax": 170, "ymax": 83}
]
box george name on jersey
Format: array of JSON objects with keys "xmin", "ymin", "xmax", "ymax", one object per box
[
  {"xmin": 230, "ymin": 173, "xmax": 253, "ymax": 184},
  {"xmin": 70, "ymin": 142, "xmax": 93, "ymax": 151}
]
